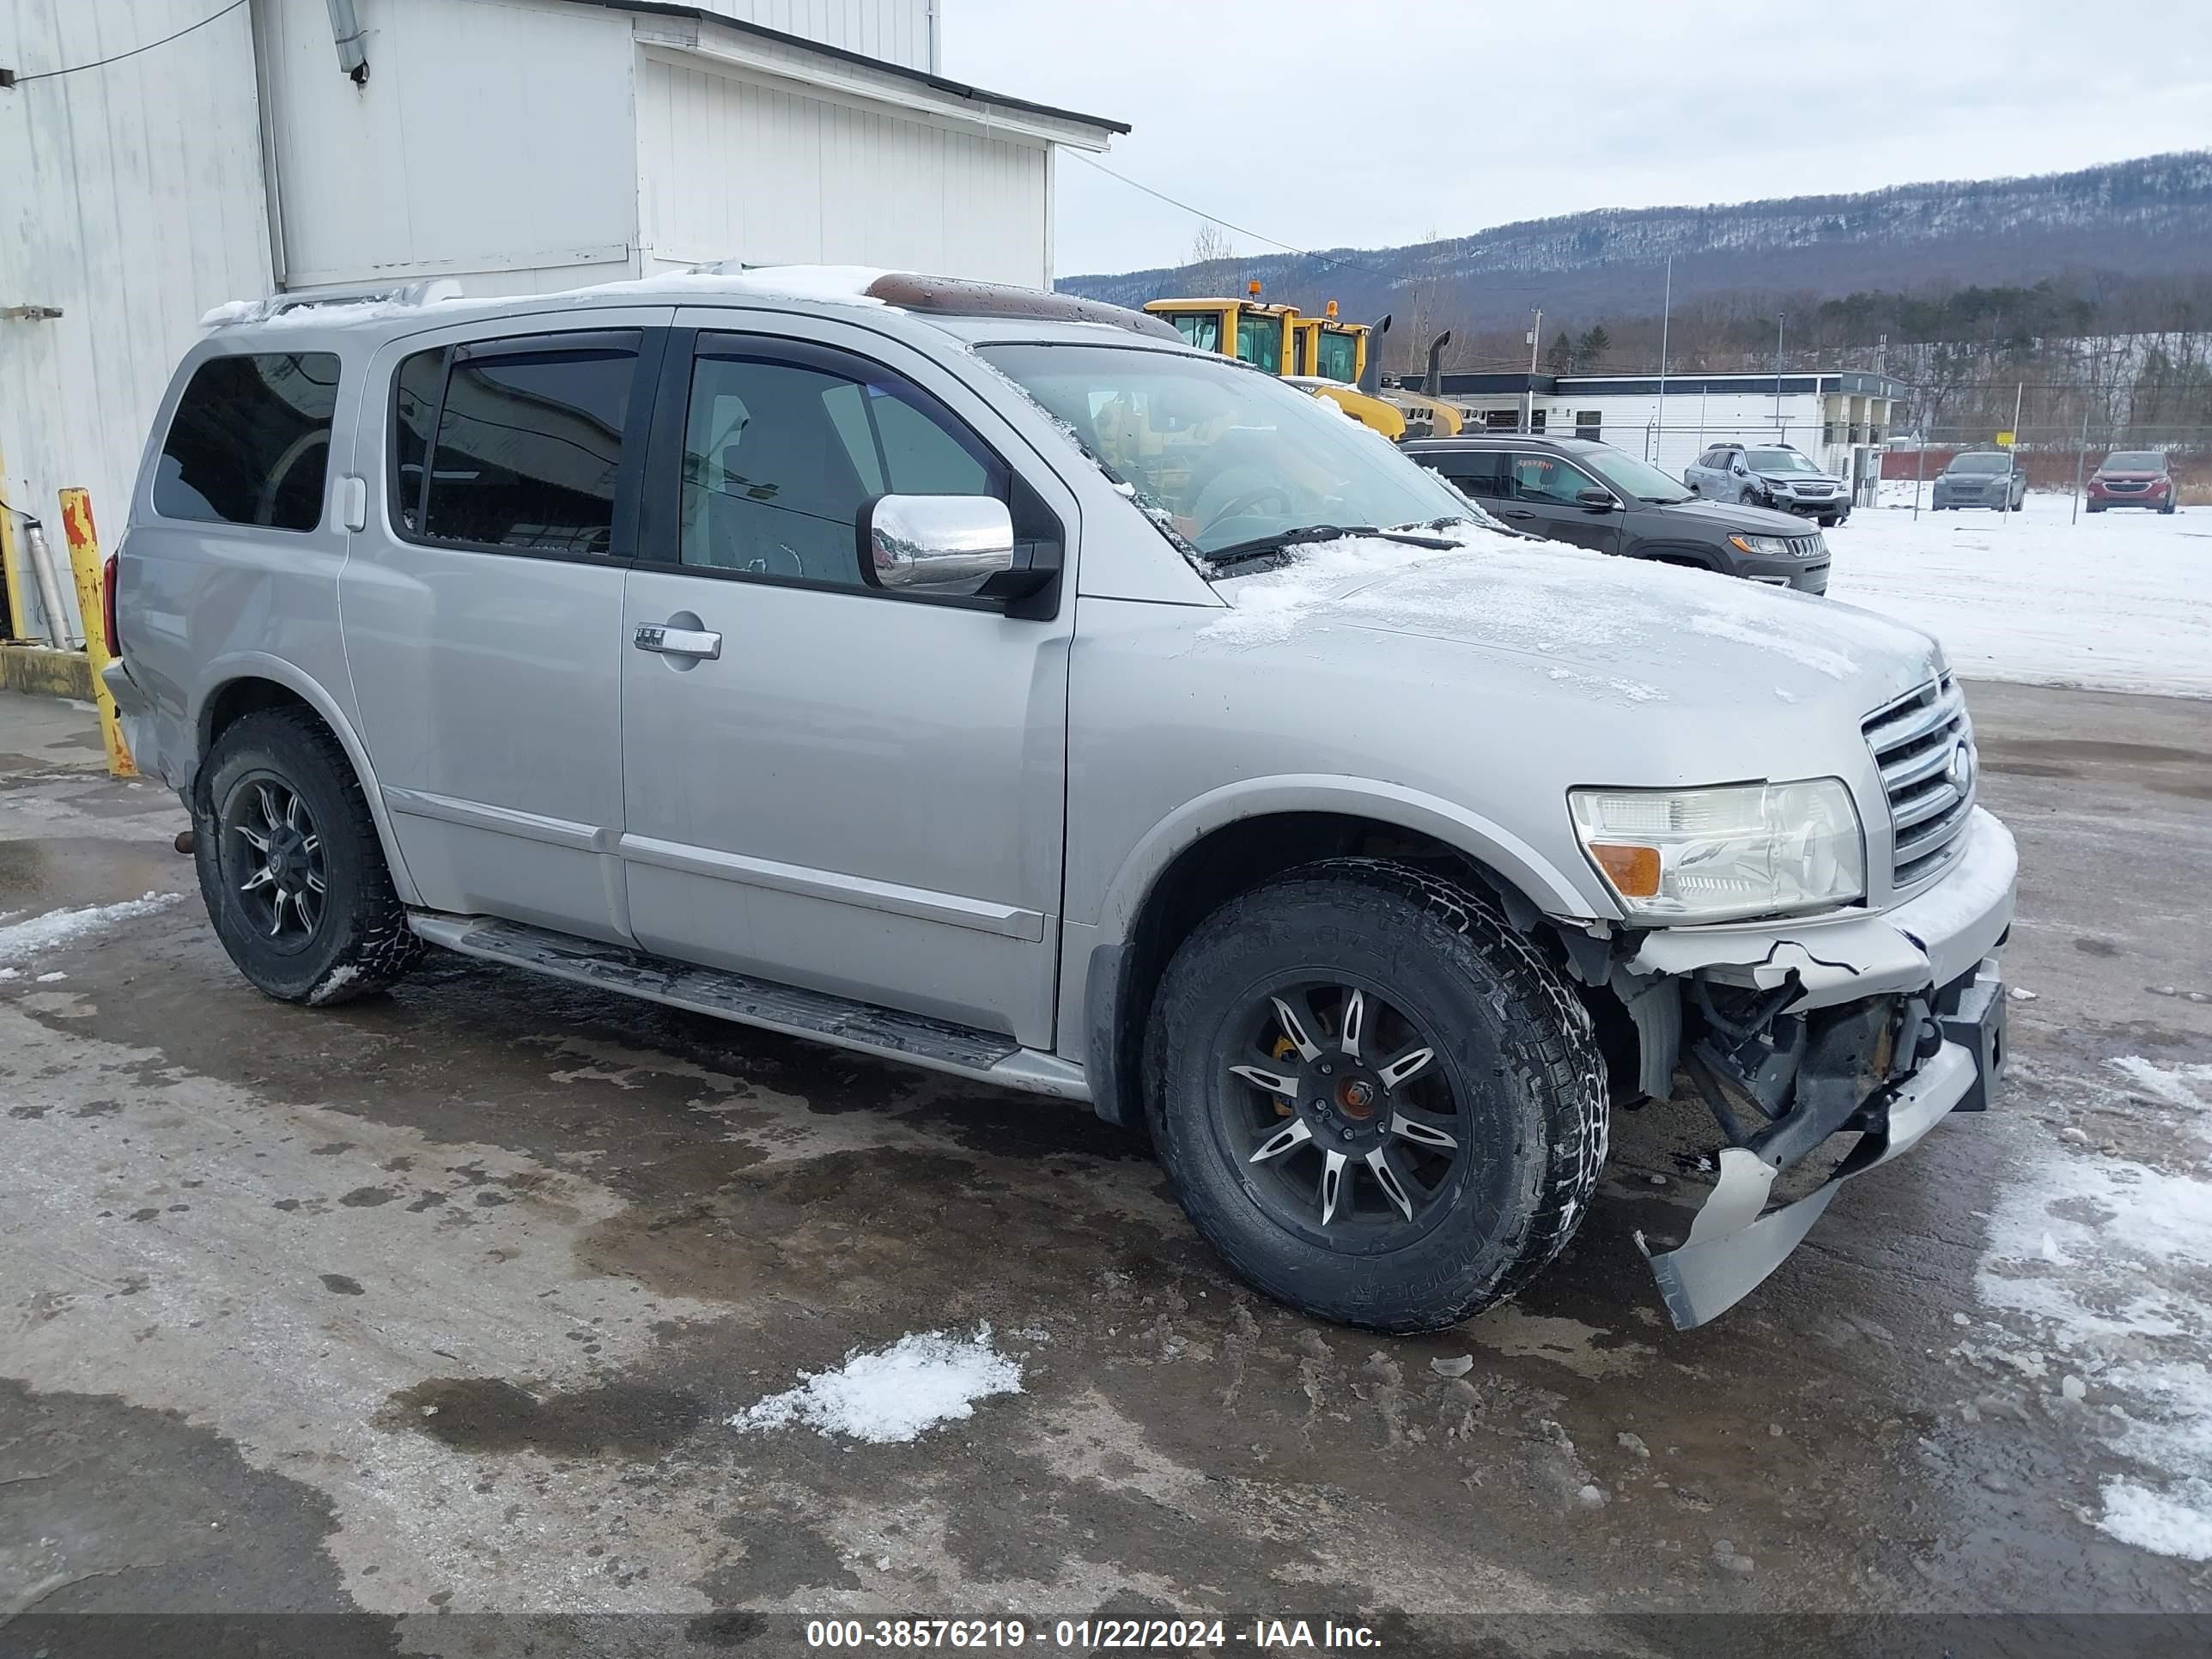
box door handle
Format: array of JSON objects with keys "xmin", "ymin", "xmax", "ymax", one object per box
[
  {"xmin": 634, "ymin": 623, "xmax": 722, "ymax": 659},
  {"xmin": 1498, "ymin": 508, "xmax": 1535, "ymax": 520}
]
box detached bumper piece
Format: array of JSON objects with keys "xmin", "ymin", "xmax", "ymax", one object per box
[{"xmin": 1639, "ymin": 960, "xmax": 2006, "ymax": 1329}]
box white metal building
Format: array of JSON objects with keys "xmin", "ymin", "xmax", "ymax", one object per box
[
  {"xmin": 1414, "ymin": 370, "xmax": 1909, "ymax": 495},
  {"xmin": 0, "ymin": 0, "xmax": 1124, "ymax": 641}
]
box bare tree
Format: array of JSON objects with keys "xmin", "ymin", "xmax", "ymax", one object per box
[{"xmin": 1188, "ymin": 223, "xmax": 1234, "ymax": 270}]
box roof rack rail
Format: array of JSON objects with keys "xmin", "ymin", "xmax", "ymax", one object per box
[{"xmin": 201, "ymin": 278, "xmax": 465, "ymax": 330}]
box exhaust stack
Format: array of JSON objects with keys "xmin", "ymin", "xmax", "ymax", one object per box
[
  {"xmin": 1424, "ymin": 331, "xmax": 1452, "ymax": 398},
  {"xmin": 1356, "ymin": 314, "xmax": 1391, "ymax": 396}
]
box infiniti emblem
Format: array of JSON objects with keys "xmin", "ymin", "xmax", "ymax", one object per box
[{"xmin": 1945, "ymin": 740, "xmax": 1975, "ymax": 794}]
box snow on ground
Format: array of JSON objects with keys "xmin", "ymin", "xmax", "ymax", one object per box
[
  {"xmin": 1974, "ymin": 1058, "xmax": 2212, "ymax": 1559},
  {"xmin": 1826, "ymin": 489, "xmax": 2212, "ymax": 697},
  {"xmin": 729, "ymin": 1327, "xmax": 1022, "ymax": 1444},
  {"xmin": 0, "ymin": 892, "xmax": 183, "ymax": 969}
]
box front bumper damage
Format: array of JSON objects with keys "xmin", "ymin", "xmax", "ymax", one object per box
[{"xmin": 1620, "ymin": 810, "xmax": 2017, "ymax": 1328}]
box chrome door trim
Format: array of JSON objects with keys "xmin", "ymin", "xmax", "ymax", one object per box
[
  {"xmin": 633, "ymin": 623, "xmax": 722, "ymax": 659},
  {"xmin": 617, "ymin": 832, "xmax": 1046, "ymax": 941},
  {"xmin": 382, "ymin": 786, "xmax": 614, "ymax": 853}
]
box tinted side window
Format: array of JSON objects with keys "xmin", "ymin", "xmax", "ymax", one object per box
[
  {"xmin": 416, "ymin": 334, "xmax": 639, "ymax": 554},
  {"xmin": 155, "ymin": 352, "xmax": 340, "ymax": 532},
  {"xmin": 1440, "ymin": 451, "xmax": 1507, "ymax": 499},
  {"xmin": 392, "ymin": 349, "xmax": 443, "ymax": 535},
  {"xmin": 680, "ymin": 349, "xmax": 1006, "ymax": 589},
  {"xmin": 1511, "ymin": 453, "xmax": 1600, "ymax": 506}
]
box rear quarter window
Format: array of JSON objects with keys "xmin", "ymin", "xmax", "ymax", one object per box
[{"xmin": 154, "ymin": 352, "xmax": 341, "ymax": 532}]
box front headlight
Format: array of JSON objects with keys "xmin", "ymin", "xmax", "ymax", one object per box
[
  {"xmin": 1728, "ymin": 532, "xmax": 1795, "ymax": 556},
  {"xmin": 1568, "ymin": 779, "xmax": 1866, "ymax": 923}
]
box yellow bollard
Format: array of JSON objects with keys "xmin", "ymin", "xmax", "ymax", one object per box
[
  {"xmin": 58, "ymin": 488, "xmax": 137, "ymax": 779},
  {"xmin": 0, "ymin": 440, "xmax": 32, "ymax": 641}
]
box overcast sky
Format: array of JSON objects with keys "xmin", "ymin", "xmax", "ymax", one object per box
[{"xmin": 942, "ymin": 0, "xmax": 2212, "ymax": 279}]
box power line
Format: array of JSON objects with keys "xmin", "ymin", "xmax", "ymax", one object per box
[
  {"xmin": 1067, "ymin": 153, "xmax": 1392, "ymax": 279},
  {"xmin": 9, "ymin": 0, "xmax": 248, "ymax": 85}
]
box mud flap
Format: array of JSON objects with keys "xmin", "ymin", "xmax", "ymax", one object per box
[{"xmin": 1639, "ymin": 1041, "xmax": 1978, "ymax": 1329}]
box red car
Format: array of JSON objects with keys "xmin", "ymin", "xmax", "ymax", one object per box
[{"xmin": 2087, "ymin": 450, "xmax": 2178, "ymax": 514}]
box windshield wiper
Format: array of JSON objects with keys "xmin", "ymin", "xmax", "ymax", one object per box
[{"xmin": 1206, "ymin": 523, "xmax": 1460, "ymax": 571}]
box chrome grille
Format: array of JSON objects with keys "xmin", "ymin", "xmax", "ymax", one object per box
[
  {"xmin": 1863, "ymin": 674, "xmax": 1976, "ymax": 890},
  {"xmin": 1786, "ymin": 533, "xmax": 1826, "ymax": 559}
]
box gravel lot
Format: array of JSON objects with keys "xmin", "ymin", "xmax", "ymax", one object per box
[{"xmin": 3, "ymin": 683, "xmax": 2209, "ymax": 1656}]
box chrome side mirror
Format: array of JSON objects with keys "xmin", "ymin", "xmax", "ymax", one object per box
[{"xmin": 859, "ymin": 495, "xmax": 1016, "ymax": 592}]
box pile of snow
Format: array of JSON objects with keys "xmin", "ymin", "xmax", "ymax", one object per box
[
  {"xmin": 729, "ymin": 1327, "xmax": 1022, "ymax": 1444},
  {"xmin": 1975, "ymin": 1057, "xmax": 2212, "ymax": 1559},
  {"xmin": 1827, "ymin": 494, "xmax": 2212, "ymax": 697},
  {"xmin": 0, "ymin": 893, "xmax": 183, "ymax": 970}
]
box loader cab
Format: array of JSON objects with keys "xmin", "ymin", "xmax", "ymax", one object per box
[
  {"xmin": 1145, "ymin": 290, "xmax": 1298, "ymax": 376},
  {"xmin": 1288, "ymin": 302, "xmax": 1370, "ymax": 386}
]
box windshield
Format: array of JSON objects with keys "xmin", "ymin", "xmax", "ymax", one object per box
[
  {"xmin": 1581, "ymin": 447, "xmax": 1692, "ymax": 503},
  {"xmin": 2102, "ymin": 452, "xmax": 2164, "ymax": 471},
  {"xmin": 1948, "ymin": 453, "xmax": 2012, "ymax": 475},
  {"xmin": 1167, "ymin": 312, "xmax": 1221, "ymax": 355},
  {"xmin": 1315, "ymin": 329, "xmax": 1358, "ymax": 384},
  {"xmin": 977, "ymin": 343, "xmax": 1480, "ymax": 560},
  {"xmin": 1747, "ymin": 448, "xmax": 1820, "ymax": 475},
  {"xmin": 1235, "ymin": 313, "xmax": 1284, "ymax": 374}
]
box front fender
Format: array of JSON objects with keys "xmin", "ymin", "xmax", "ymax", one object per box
[
  {"xmin": 1631, "ymin": 541, "xmax": 1725, "ymax": 572},
  {"xmin": 1089, "ymin": 772, "xmax": 1612, "ymax": 951},
  {"xmin": 187, "ymin": 652, "xmax": 422, "ymax": 908}
]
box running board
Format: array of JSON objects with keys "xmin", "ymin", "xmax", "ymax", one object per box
[{"xmin": 407, "ymin": 914, "xmax": 1090, "ymax": 1102}]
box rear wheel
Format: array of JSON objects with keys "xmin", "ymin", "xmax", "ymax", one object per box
[
  {"xmin": 1146, "ymin": 861, "xmax": 1607, "ymax": 1333},
  {"xmin": 195, "ymin": 709, "xmax": 421, "ymax": 1006}
]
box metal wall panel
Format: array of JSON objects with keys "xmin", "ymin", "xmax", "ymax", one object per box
[
  {"xmin": 258, "ymin": 0, "xmax": 641, "ymax": 295},
  {"xmin": 690, "ymin": 1, "xmax": 938, "ymax": 73},
  {"xmin": 0, "ymin": 0, "xmax": 274, "ymax": 638},
  {"xmin": 635, "ymin": 53, "xmax": 1048, "ymax": 288}
]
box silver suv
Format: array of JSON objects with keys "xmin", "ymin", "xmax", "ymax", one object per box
[
  {"xmin": 1683, "ymin": 441, "xmax": 1852, "ymax": 527},
  {"xmin": 105, "ymin": 269, "xmax": 2015, "ymax": 1334}
]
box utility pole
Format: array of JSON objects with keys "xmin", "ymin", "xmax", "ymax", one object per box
[
  {"xmin": 1653, "ymin": 254, "xmax": 1673, "ymax": 465},
  {"xmin": 2006, "ymin": 380, "xmax": 2024, "ymax": 529},
  {"xmin": 1772, "ymin": 312, "xmax": 1787, "ymax": 432},
  {"xmin": 2070, "ymin": 405, "xmax": 2090, "ymax": 526},
  {"xmin": 1522, "ymin": 307, "xmax": 1541, "ymax": 434}
]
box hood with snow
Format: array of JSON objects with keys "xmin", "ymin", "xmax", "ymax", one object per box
[{"xmin": 1203, "ymin": 525, "xmax": 1942, "ymax": 714}]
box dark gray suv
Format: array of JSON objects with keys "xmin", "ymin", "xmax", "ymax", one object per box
[{"xmin": 1403, "ymin": 434, "xmax": 1831, "ymax": 593}]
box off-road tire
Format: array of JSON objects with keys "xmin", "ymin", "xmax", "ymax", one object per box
[
  {"xmin": 1145, "ymin": 860, "xmax": 1608, "ymax": 1333},
  {"xmin": 195, "ymin": 708, "xmax": 421, "ymax": 1006}
]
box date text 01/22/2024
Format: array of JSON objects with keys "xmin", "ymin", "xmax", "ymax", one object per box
[{"xmin": 803, "ymin": 1618, "xmax": 1382, "ymax": 1650}]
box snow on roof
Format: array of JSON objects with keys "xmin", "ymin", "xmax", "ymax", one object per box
[{"xmin": 579, "ymin": 264, "xmax": 891, "ymax": 307}]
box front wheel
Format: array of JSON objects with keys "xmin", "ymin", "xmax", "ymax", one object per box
[
  {"xmin": 195, "ymin": 708, "xmax": 421, "ymax": 1006},
  {"xmin": 1146, "ymin": 862, "xmax": 1608, "ymax": 1333}
]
